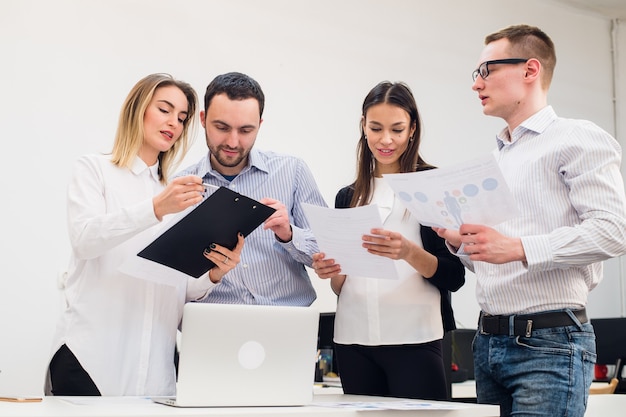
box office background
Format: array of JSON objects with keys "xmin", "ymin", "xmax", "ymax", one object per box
[{"xmin": 1, "ymin": 0, "xmax": 625, "ymax": 395}]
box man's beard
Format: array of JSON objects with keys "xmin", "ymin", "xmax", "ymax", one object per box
[{"xmin": 210, "ymin": 145, "xmax": 248, "ymax": 168}]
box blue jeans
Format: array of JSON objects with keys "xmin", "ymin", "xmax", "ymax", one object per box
[{"xmin": 473, "ymin": 311, "xmax": 596, "ymax": 417}]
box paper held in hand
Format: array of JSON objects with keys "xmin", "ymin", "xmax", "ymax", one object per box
[
  {"xmin": 301, "ymin": 203, "xmax": 399, "ymax": 280},
  {"xmin": 383, "ymin": 154, "xmax": 519, "ymax": 230}
]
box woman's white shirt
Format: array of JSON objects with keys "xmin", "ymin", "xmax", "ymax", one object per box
[
  {"xmin": 49, "ymin": 154, "xmax": 214, "ymax": 396},
  {"xmin": 334, "ymin": 178, "xmax": 443, "ymax": 346}
]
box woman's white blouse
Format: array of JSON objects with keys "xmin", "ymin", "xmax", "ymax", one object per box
[
  {"xmin": 334, "ymin": 178, "xmax": 443, "ymax": 346},
  {"xmin": 48, "ymin": 154, "xmax": 214, "ymax": 396}
]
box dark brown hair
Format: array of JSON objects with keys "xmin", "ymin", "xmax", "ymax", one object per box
[
  {"xmin": 350, "ymin": 81, "xmax": 432, "ymax": 207},
  {"xmin": 203, "ymin": 72, "xmax": 265, "ymax": 117}
]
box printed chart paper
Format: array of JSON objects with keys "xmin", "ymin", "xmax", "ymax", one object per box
[{"xmin": 383, "ymin": 154, "xmax": 519, "ymax": 230}]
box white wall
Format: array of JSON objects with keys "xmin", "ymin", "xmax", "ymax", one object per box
[
  {"xmin": 586, "ymin": 18, "xmax": 626, "ymax": 319},
  {"xmin": 1, "ymin": 0, "xmax": 624, "ymax": 395}
]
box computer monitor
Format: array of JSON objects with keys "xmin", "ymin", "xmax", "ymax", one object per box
[
  {"xmin": 591, "ymin": 317, "xmax": 626, "ymax": 393},
  {"xmin": 591, "ymin": 318, "xmax": 626, "ymax": 365}
]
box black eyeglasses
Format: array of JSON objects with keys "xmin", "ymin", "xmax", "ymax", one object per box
[{"xmin": 472, "ymin": 58, "xmax": 528, "ymax": 81}]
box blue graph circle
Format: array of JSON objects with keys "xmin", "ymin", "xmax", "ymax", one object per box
[
  {"xmin": 399, "ymin": 191, "xmax": 412, "ymax": 202},
  {"xmin": 413, "ymin": 191, "xmax": 428, "ymax": 203},
  {"xmin": 482, "ymin": 177, "xmax": 498, "ymax": 191},
  {"xmin": 463, "ymin": 184, "xmax": 479, "ymax": 197}
]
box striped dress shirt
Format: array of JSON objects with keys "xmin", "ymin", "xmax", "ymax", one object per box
[
  {"xmin": 465, "ymin": 106, "xmax": 626, "ymax": 315},
  {"xmin": 176, "ymin": 148, "xmax": 327, "ymax": 306}
]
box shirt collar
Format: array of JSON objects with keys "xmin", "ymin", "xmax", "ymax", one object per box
[
  {"xmin": 496, "ymin": 105, "xmax": 557, "ymax": 150},
  {"xmin": 372, "ymin": 177, "xmax": 395, "ymax": 224},
  {"xmin": 130, "ymin": 155, "xmax": 160, "ymax": 182},
  {"xmin": 247, "ymin": 148, "xmax": 269, "ymax": 174},
  {"xmin": 203, "ymin": 148, "xmax": 269, "ymax": 180}
]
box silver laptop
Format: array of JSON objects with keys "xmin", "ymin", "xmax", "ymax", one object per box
[{"xmin": 153, "ymin": 303, "xmax": 319, "ymax": 407}]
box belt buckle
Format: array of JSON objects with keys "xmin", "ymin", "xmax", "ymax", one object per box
[
  {"xmin": 525, "ymin": 319, "xmax": 533, "ymax": 337},
  {"xmin": 479, "ymin": 314, "xmax": 488, "ymax": 335}
]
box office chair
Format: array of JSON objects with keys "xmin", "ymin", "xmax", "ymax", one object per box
[{"xmin": 589, "ymin": 377, "xmax": 619, "ymax": 395}]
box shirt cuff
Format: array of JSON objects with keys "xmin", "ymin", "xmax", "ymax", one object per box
[
  {"xmin": 276, "ymin": 225, "xmax": 305, "ymax": 252},
  {"xmin": 130, "ymin": 198, "xmax": 162, "ymax": 228},
  {"xmin": 444, "ymin": 241, "xmax": 473, "ymax": 271},
  {"xmin": 520, "ymin": 235, "xmax": 552, "ymax": 272},
  {"xmin": 186, "ymin": 272, "xmax": 219, "ymax": 301},
  {"xmin": 444, "ymin": 240, "xmax": 469, "ymax": 257}
]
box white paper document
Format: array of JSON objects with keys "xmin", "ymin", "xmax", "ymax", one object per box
[
  {"xmin": 314, "ymin": 399, "xmax": 470, "ymax": 410},
  {"xmin": 302, "ymin": 203, "xmax": 398, "ymax": 280},
  {"xmin": 383, "ymin": 154, "xmax": 519, "ymax": 230}
]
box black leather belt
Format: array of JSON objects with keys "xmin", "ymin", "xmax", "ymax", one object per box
[{"xmin": 479, "ymin": 309, "xmax": 588, "ymax": 337}]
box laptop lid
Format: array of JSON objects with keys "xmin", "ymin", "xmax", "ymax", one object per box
[{"xmin": 160, "ymin": 303, "xmax": 319, "ymax": 407}]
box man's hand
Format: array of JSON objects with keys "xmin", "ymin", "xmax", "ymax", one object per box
[
  {"xmin": 458, "ymin": 224, "xmax": 526, "ymax": 264},
  {"xmin": 432, "ymin": 227, "xmax": 462, "ymax": 249},
  {"xmin": 259, "ymin": 198, "xmax": 292, "ymax": 242}
]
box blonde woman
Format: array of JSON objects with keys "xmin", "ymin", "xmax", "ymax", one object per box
[{"xmin": 47, "ymin": 74, "xmax": 243, "ymax": 396}]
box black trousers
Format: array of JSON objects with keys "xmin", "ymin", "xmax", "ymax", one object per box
[
  {"xmin": 49, "ymin": 344, "xmax": 101, "ymax": 396},
  {"xmin": 334, "ymin": 339, "xmax": 447, "ymax": 400}
]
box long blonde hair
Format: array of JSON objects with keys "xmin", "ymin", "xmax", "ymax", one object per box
[{"xmin": 110, "ymin": 73, "xmax": 198, "ymax": 183}]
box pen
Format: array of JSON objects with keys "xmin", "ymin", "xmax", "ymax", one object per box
[{"xmin": 202, "ymin": 183, "xmax": 220, "ymax": 191}]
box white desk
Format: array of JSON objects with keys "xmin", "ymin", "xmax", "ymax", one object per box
[
  {"xmin": 451, "ymin": 380, "xmax": 477, "ymax": 399},
  {"xmin": 586, "ymin": 394, "xmax": 626, "ymax": 417},
  {"xmin": 0, "ymin": 394, "xmax": 499, "ymax": 417}
]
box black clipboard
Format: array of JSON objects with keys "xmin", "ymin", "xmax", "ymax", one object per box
[{"xmin": 138, "ymin": 187, "xmax": 275, "ymax": 278}]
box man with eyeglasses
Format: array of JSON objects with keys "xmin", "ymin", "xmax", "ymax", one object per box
[{"xmin": 435, "ymin": 24, "xmax": 626, "ymax": 417}]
